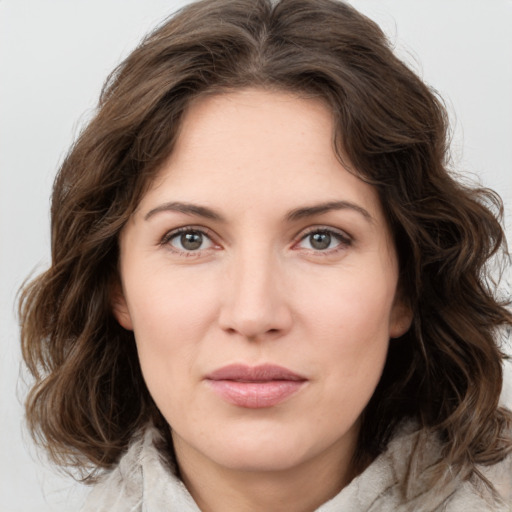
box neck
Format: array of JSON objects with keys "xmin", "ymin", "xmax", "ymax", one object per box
[{"xmin": 173, "ymin": 432, "xmax": 359, "ymax": 512}]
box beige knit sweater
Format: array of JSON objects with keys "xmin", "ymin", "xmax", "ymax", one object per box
[{"xmin": 82, "ymin": 423, "xmax": 512, "ymax": 511}]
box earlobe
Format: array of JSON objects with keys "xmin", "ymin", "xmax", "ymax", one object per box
[
  {"xmin": 389, "ymin": 299, "xmax": 413, "ymax": 339},
  {"xmin": 111, "ymin": 281, "xmax": 134, "ymax": 331}
]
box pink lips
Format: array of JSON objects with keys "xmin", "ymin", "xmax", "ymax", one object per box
[{"xmin": 205, "ymin": 364, "xmax": 307, "ymax": 409}]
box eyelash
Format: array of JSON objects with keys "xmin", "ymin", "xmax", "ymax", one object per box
[
  {"xmin": 159, "ymin": 226, "xmax": 219, "ymax": 257},
  {"xmin": 159, "ymin": 226, "xmax": 353, "ymax": 256},
  {"xmin": 294, "ymin": 226, "xmax": 353, "ymax": 255}
]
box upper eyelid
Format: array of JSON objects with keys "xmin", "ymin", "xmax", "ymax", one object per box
[
  {"xmin": 291, "ymin": 227, "xmax": 353, "ymax": 255},
  {"xmin": 160, "ymin": 225, "xmax": 218, "ymax": 245},
  {"xmin": 295, "ymin": 225, "xmax": 353, "ymax": 242},
  {"xmin": 159, "ymin": 224, "xmax": 352, "ymax": 249}
]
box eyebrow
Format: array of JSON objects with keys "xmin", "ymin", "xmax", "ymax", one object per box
[
  {"xmin": 144, "ymin": 200, "xmax": 373, "ymax": 223},
  {"xmin": 286, "ymin": 201, "xmax": 374, "ymax": 223},
  {"xmin": 144, "ymin": 201, "xmax": 225, "ymax": 222}
]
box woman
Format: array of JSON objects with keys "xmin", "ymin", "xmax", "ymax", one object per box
[{"xmin": 19, "ymin": 0, "xmax": 512, "ymax": 510}]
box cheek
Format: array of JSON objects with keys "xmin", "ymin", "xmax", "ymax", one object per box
[
  {"xmin": 297, "ymin": 262, "xmax": 395, "ymax": 397},
  {"xmin": 123, "ymin": 267, "xmax": 220, "ymax": 394},
  {"xmin": 315, "ymin": 290, "xmax": 390, "ymax": 386},
  {"xmin": 300, "ymin": 261, "xmax": 397, "ymax": 343},
  {"xmin": 127, "ymin": 264, "xmax": 219, "ymax": 339}
]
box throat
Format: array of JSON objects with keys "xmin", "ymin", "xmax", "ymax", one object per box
[{"xmin": 172, "ymin": 430, "xmax": 358, "ymax": 512}]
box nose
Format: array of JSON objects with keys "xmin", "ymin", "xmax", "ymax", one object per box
[{"xmin": 218, "ymin": 248, "xmax": 293, "ymax": 341}]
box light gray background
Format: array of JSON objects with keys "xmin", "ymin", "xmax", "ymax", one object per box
[{"xmin": 1, "ymin": 1, "xmax": 511, "ymax": 511}]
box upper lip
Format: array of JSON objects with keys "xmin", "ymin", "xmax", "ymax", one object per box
[{"xmin": 205, "ymin": 364, "xmax": 307, "ymax": 382}]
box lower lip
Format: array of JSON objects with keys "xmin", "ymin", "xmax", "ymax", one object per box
[{"xmin": 206, "ymin": 380, "xmax": 305, "ymax": 408}]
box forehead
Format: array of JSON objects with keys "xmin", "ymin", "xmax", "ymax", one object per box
[{"xmin": 139, "ymin": 88, "xmax": 385, "ymax": 224}]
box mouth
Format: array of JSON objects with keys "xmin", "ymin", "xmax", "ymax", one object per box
[{"xmin": 204, "ymin": 364, "xmax": 308, "ymax": 409}]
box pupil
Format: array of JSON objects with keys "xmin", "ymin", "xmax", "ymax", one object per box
[
  {"xmin": 181, "ymin": 232, "xmax": 203, "ymax": 250},
  {"xmin": 310, "ymin": 232, "xmax": 331, "ymax": 250}
]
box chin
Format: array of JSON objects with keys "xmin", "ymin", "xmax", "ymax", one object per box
[
  {"xmin": 183, "ymin": 417, "xmax": 338, "ymax": 474},
  {"xmin": 210, "ymin": 439, "xmax": 312, "ymax": 473}
]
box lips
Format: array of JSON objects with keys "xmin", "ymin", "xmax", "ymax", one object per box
[{"xmin": 204, "ymin": 364, "xmax": 307, "ymax": 409}]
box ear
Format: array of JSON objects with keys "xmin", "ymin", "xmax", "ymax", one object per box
[
  {"xmin": 110, "ymin": 280, "xmax": 134, "ymax": 331},
  {"xmin": 389, "ymin": 296, "xmax": 413, "ymax": 339}
]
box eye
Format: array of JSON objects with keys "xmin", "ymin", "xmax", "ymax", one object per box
[
  {"xmin": 163, "ymin": 228, "xmax": 215, "ymax": 252},
  {"xmin": 297, "ymin": 228, "xmax": 351, "ymax": 252}
]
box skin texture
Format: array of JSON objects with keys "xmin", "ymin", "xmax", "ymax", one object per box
[{"xmin": 113, "ymin": 88, "xmax": 412, "ymax": 512}]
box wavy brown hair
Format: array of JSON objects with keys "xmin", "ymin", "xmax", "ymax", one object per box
[{"xmin": 19, "ymin": 0, "xmax": 511, "ymax": 497}]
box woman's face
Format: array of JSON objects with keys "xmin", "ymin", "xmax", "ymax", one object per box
[{"xmin": 114, "ymin": 88, "xmax": 412, "ymax": 476}]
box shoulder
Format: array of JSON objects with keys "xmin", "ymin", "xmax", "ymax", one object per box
[
  {"xmin": 81, "ymin": 429, "xmax": 146, "ymax": 512},
  {"xmin": 477, "ymin": 448, "xmax": 512, "ymax": 506},
  {"xmin": 81, "ymin": 425, "xmax": 199, "ymax": 512},
  {"xmin": 389, "ymin": 423, "xmax": 512, "ymax": 511},
  {"xmin": 321, "ymin": 422, "xmax": 512, "ymax": 512}
]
